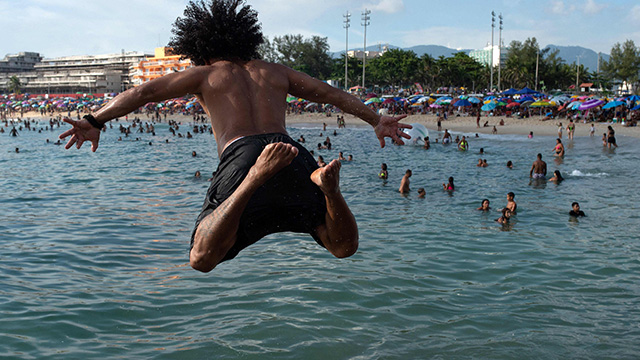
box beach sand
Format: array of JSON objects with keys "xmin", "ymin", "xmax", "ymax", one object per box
[
  {"xmin": 18, "ymin": 110, "xmax": 640, "ymax": 138},
  {"xmin": 284, "ymin": 112, "xmax": 640, "ymax": 139}
]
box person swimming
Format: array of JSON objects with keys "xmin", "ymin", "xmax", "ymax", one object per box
[
  {"xmin": 553, "ymin": 138, "xmax": 565, "ymax": 157},
  {"xmin": 477, "ymin": 199, "xmax": 491, "ymax": 211},
  {"xmin": 458, "ymin": 136, "xmax": 469, "ymax": 151},
  {"xmin": 496, "ymin": 208, "xmax": 512, "ymax": 224},
  {"xmin": 443, "ymin": 177, "xmax": 455, "ymax": 191},
  {"xmin": 442, "ymin": 129, "xmax": 452, "ymax": 144},
  {"xmin": 379, "ymin": 163, "xmax": 388, "ymax": 180},
  {"xmin": 548, "ymin": 170, "xmax": 564, "ymax": 183}
]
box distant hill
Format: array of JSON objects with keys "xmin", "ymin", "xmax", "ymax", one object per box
[
  {"xmin": 544, "ymin": 45, "xmax": 609, "ymax": 72},
  {"xmin": 332, "ymin": 44, "xmax": 609, "ymax": 72}
]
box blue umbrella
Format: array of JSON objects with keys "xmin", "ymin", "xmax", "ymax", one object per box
[
  {"xmin": 631, "ymin": 104, "xmax": 640, "ymax": 111},
  {"xmin": 453, "ymin": 99, "xmax": 472, "ymax": 107},
  {"xmin": 468, "ymin": 97, "xmax": 481, "ymax": 104},
  {"xmin": 481, "ymin": 102, "xmax": 497, "ymax": 111},
  {"xmin": 602, "ymin": 101, "xmax": 625, "ymax": 109},
  {"xmin": 626, "ymin": 95, "xmax": 640, "ymax": 102}
]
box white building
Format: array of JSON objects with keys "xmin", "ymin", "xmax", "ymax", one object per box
[
  {"xmin": 469, "ymin": 44, "xmax": 508, "ymax": 68},
  {"xmin": 0, "ymin": 51, "xmax": 151, "ymax": 94}
]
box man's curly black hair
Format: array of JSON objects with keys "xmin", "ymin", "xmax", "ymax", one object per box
[{"xmin": 168, "ymin": 0, "xmax": 264, "ymax": 65}]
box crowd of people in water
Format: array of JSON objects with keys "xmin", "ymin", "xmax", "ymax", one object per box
[{"xmin": 4, "ymin": 108, "xmax": 616, "ymax": 225}]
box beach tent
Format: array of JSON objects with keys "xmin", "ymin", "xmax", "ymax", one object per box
[
  {"xmin": 501, "ymin": 88, "xmax": 519, "ymax": 95},
  {"xmin": 516, "ymin": 87, "xmax": 538, "ymax": 95}
]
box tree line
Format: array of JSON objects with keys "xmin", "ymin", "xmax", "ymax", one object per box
[{"xmin": 260, "ymin": 34, "xmax": 640, "ymax": 94}]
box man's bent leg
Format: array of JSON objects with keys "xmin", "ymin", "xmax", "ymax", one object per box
[
  {"xmin": 190, "ymin": 143, "xmax": 299, "ymax": 272},
  {"xmin": 311, "ymin": 160, "xmax": 359, "ymax": 258}
]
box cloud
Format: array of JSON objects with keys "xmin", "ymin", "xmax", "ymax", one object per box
[
  {"xmin": 550, "ymin": 0, "xmax": 565, "ymax": 15},
  {"xmin": 365, "ymin": 0, "xmax": 404, "ymax": 14},
  {"xmin": 582, "ymin": 0, "xmax": 606, "ymax": 14},
  {"xmin": 629, "ymin": 5, "xmax": 640, "ymax": 22}
]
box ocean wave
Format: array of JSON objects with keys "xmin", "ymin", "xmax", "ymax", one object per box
[{"xmin": 570, "ymin": 170, "xmax": 609, "ymax": 177}]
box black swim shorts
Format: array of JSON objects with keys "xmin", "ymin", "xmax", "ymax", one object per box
[{"xmin": 190, "ymin": 133, "xmax": 327, "ymax": 262}]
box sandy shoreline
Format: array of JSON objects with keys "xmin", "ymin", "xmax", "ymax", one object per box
[
  {"xmin": 284, "ymin": 112, "xmax": 640, "ymax": 139},
  {"xmin": 15, "ymin": 110, "xmax": 640, "ymax": 139}
]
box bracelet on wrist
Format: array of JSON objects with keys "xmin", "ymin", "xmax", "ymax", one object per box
[{"xmin": 83, "ymin": 114, "xmax": 104, "ymax": 130}]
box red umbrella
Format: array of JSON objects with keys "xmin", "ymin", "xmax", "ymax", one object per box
[{"xmin": 506, "ymin": 102, "xmax": 520, "ymax": 108}]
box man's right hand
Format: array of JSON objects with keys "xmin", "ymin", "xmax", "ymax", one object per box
[
  {"xmin": 374, "ymin": 115, "xmax": 412, "ymax": 148},
  {"xmin": 59, "ymin": 117, "xmax": 102, "ymax": 152}
]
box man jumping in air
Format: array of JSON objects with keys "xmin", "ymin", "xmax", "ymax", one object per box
[{"xmin": 59, "ymin": 0, "xmax": 410, "ymax": 272}]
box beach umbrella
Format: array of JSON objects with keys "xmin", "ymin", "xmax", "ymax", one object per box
[
  {"xmin": 304, "ymin": 102, "xmax": 318, "ymax": 109},
  {"xmin": 414, "ymin": 96, "xmax": 430, "ymax": 104},
  {"xmin": 453, "ymin": 99, "xmax": 472, "ymax": 107},
  {"xmin": 364, "ymin": 97, "xmax": 382, "ymax": 105},
  {"xmin": 481, "ymin": 102, "xmax": 497, "ymax": 111},
  {"xmin": 631, "ymin": 104, "xmax": 640, "ymax": 111},
  {"xmin": 520, "ymin": 100, "xmax": 534, "ymax": 107},
  {"xmin": 578, "ymin": 99, "xmax": 605, "ymax": 110},
  {"xmin": 626, "ymin": 95, "xmax": 640, "ymax": 102},
  {"xmin": 506, "ymin": 102, "xmax": 520, "ymax": 108},
  {"xmin": 468, "ymin": 97, "xmax": 481, "ymax": 104},
  {"xmin": 429, "ymin": 104, "xmax": 442, "ymax": 108},
  {"xmin": 530, "ymin": 100, "xmax": 551, "ymax": 107},
  {"xmin": 602, "ymin": 101, "xmax": 625, "ymax": 109},
  {"xmin": 382, "ymin": 98, "xmax": 395, "ymax": 104}
]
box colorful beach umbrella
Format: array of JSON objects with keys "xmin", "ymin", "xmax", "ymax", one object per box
[
  {"xmin": 453, "ymin": 99, "xmax": 472, "ymax": 107},
  {"xmin": 602, "ymin": 101, "xmax": 625, "ymax": 110},
  {"xmin": 481, "ymin": 102, "xmax": 497, "ymax": 111},
  {"xmin": 578, "ymin": 99, "xmax": 605, "ymax": 110}
]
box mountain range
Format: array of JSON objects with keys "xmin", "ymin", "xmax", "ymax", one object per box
[{"xmin": 333, "ymin": 44, "xmax": 610, "ymax": 72}]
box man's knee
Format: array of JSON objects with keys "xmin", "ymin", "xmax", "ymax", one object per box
[
  {"xmin": 189, "ymin": 249, "xmax": 218, "ymax": 273},
  {"xmin": 330, "ymin": 238, "xmax": 359, "ymax": 259}
]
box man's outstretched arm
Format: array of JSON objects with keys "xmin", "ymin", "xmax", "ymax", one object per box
[
  {"xmin": 284, "ymin": 66, "xmax": 411, "ymax": 148},
  {"xmin": 59, "ymin": 66, "xmax": 208, "ymax": 151}
]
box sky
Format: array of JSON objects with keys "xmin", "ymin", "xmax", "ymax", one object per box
[{"xmin": 2, "ymin": 0, "xmax": 639, "ymax": 59}]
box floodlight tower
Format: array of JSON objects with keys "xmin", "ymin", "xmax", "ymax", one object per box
[
  {"xmin": 344, "ymin": 12, "xmax": 351, "ymax": 90},
  {"xmin": 362, "ymin": 9, "xmax": 371, "ymax": 89},
  {"xmin": 498, "ymin": 14, "xmax": 503, "ymax": 91},
  {"xmin": 490, "ymin": 11, "xmax": 495, "ymax": 92}
]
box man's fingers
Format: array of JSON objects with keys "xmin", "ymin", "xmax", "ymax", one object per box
[
  {"xmin": 62, "ymin": 118, "xmax": 76, "ymax": 125},
  {"xmin": 91, "ymin": 139, "xmax": 99, "ymax": 152},
  {"xmin": 398, "ymin": 122, "xmax": 413, "ymax": 129},
  {"xmin": 394, "ymin": 114, "xmax": 408, "ymax": 121},
  {"xmin": 399, "ymin": 131, "xmax": 411, "ymax": 139},
  {"xmin": 379, "ymin": 137, "xmax": 386, "ymax": 148},
  {"xmin": 59, "ymin": 128, "xmax": 75, "ymax": 139},
  {"xmin": 65, "ymin": 135, "xmax": 77, "ymax": 149}
]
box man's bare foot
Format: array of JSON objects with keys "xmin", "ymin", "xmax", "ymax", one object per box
[
  {"xmin": 248, "ymin": 142, "xmax": 298, "ymax": 184},
  {"xmin": 311, "ymin": 159, "xmax": 341, "ymax": 195}
]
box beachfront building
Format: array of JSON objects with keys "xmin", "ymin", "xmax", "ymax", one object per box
[
  {"xmin": 347, "ymin": 44, "xmax": 389, "ymax": 60},
  {"xmin": 132, "ymin": 47, "xmax": 193, "ymax": 86},
  {"xmin": 0, "ymin": 52, "xmax": 43, "ymax": 73},
  {"xmin": 469, "ymin": 44, "xmax": 508, "ymax": 68},
  {"xmin": 0, "ymin": 51, "xmax": 150, "ymax": 95}
]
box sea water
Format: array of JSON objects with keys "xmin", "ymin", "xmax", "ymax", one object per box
[{"xmin": 1, "ymin": 119, "xmax": 639, "ymax": 359}]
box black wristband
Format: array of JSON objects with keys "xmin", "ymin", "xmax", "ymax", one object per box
[{"xmin": 83, "ymin": 114, "xmax": 104, "ymax": 130}]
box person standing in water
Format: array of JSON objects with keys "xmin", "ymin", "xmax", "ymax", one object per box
[
  {"xmin": 530, "ymin": 153, "xmax": 547, "ymax": 179},
  {"xmin": 58, "ymin": 0, "xmax": 411, "ymax": 272},
  {"xmin": 399, "ymin": 169, "xmax": 412, "ymax": 194}
]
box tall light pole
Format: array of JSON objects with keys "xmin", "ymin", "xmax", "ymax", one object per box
[
  {"xmin": 490, "ymin": 11, "xmax": 495, "ymax": 92},
  {"xmin": 362, "ymin": 9, "xmax": 371, "ymax": 90},
  {"xmin": 343, "ymin": 12, "xmax": 351, "ymax": 90},
  {"xmin": 498, "ymin": 14, "xmax": 503, "ymax": 91},
  {"xmin": 576, "ymin": 55, "xmax": 581, "ymax": 93}
]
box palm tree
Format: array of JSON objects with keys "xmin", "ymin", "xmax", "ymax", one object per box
[{"xmin": 8, "ymin": 76, "xmax": 22, "ymax": 95}]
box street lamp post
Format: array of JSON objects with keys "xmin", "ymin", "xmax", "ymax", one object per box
[
  {"xmin": 362, "ymin": 9, "xmax": 371, "ymax": 90},
  {"xmin": 490, "ymin": 11, "xmax": 495, "ymax": 92},
  {"xmin": 498, "ymin": 14, "xmax": 503, "ymax": 92},
  {"xmin": 343, "ymin": 12, "xmax": 350, "ymax": 91},
  {"xmin": 576, "ymin": 55, "xmax": 581, "ymax": 93}
]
